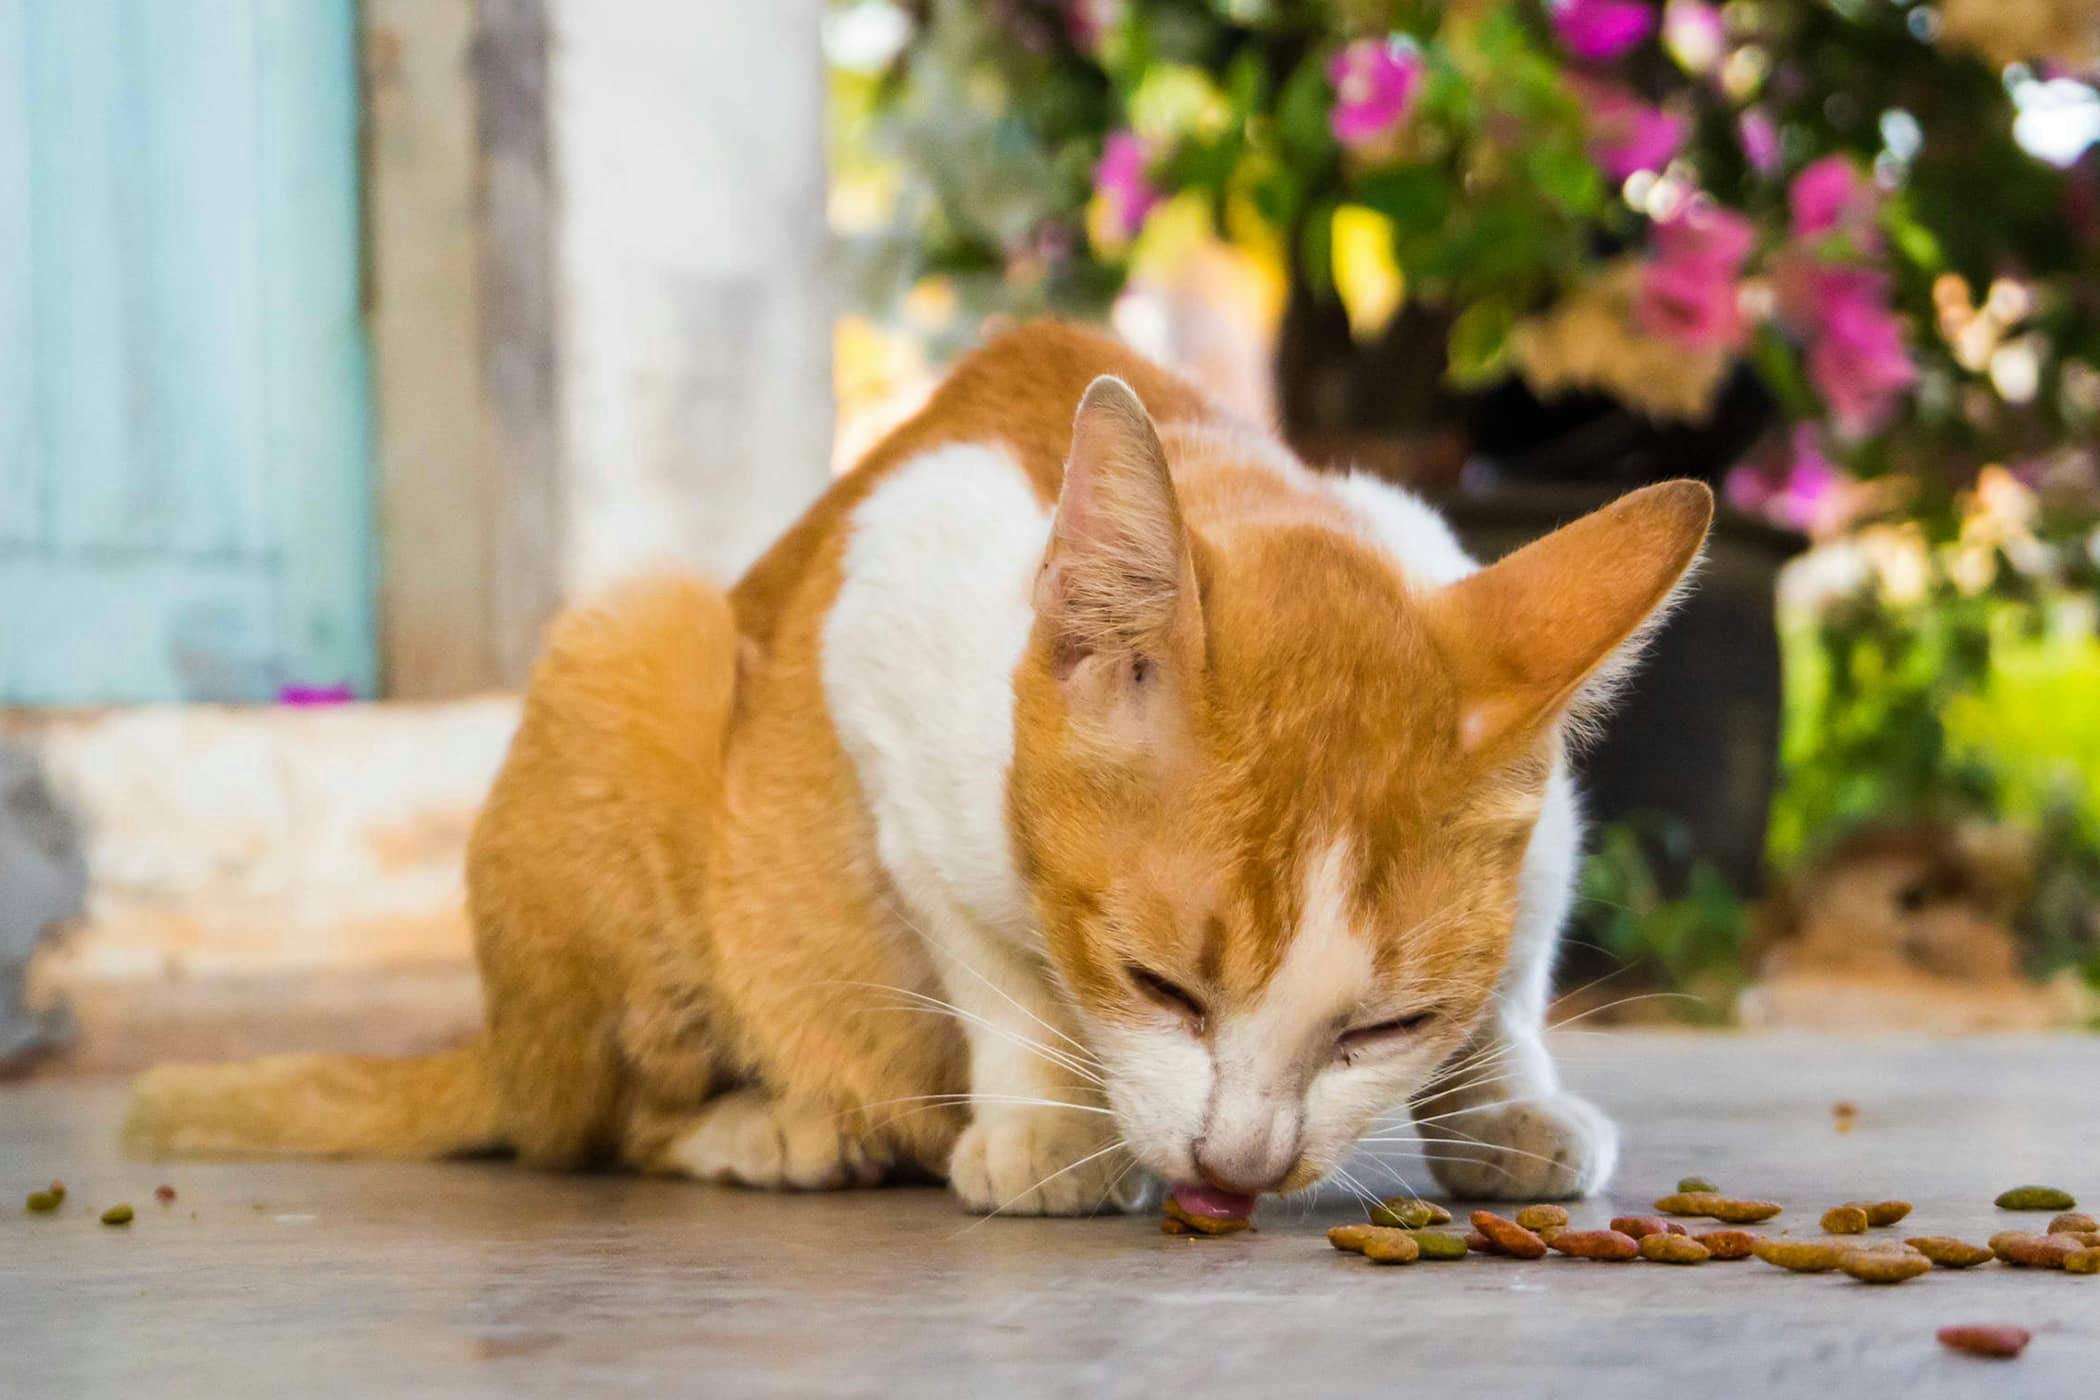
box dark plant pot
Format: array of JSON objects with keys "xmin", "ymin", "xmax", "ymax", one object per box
[{"xmin": 1437, "ymin": 487, "xmax": 1797, "ymax": 894}]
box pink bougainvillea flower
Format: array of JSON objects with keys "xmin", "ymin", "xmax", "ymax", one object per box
[
  {"xmin": 1637, "ymin": 204, "xmax": 1756, "ymax": 350},
  {"xmin": 1724, "ymin": 426, "xmax": 1844, "ymax": 533},
  {"xmin": 1808, "ymin": 274, "xmax": 1916, "ymax": 435},
  {"xmin": 1788, "ymin": 154, "xmax": 1880, "ymax": 249},
  {"xmin": 1327, "ymin": 38, "xmax": 1424, "ymax": 148},
  {"xmin": 1580, "ymin": 81, "xmax": 1686, "ymax": 179},
  {"xmin": 1737, "ymin": 108, "xmax": 1780, "ymax": 175},
  {"xmin": 1552, "ymin": 0, "xmax": 1657, "ymax": 63},
  {"xmin": 1773, "ymin": 425, "xmax": 1841, "ymax": 531},
  {"xmin": 1092, "ymin": 131, "xmax": 1160, "ymax": 242},
  {"xmin": 1653, "ymin": 202, "xmax": 1756, "ymax": 269},
  {"xmin": 1637, "ymin": 254, "xmax": 1746, "ymax": 349}
]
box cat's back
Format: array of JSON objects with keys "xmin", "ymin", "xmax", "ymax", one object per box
[{"xmin": 729, "ymin": 321, "xmax": 1210, "ymax": 647}]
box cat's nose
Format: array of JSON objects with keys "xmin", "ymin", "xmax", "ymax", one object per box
[{"xmin": 1191, "ymin": 1138, "xmax": 1298, "ymax": 1197}]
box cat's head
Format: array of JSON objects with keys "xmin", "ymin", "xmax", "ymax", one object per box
[{"xmin": 1009, "ymin": 376, "xmax": 1711, "ymax": 1198}]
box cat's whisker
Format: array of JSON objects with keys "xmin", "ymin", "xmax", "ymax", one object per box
[
  {"xmin": 825, "ymin": 981, "xmax": 1106, "ymax": 1086},
  {"xmin": 878, "ymin": 898, "xmax": 1104, "ymax": 1066},
  {"xmin": 1351, "ymin": 1148, "xmax": 1527, "ymax": 1185},
  {"xmin": 844, "ymin": 1001, "xmax": 1107, "ymax": 1089},
  {"xmin": 1356, "ymin": 1124, "xmax": 1584, "ymax": 1175},
  {"xmin": 948, "ymin": 1138, "xmax": 1131, "ymax": 1238},
  {"xmin": 846, "ymin": 1092, "xmax": 1115, "ymax": 1136}
]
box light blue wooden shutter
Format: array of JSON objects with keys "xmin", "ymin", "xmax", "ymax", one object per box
[{"xmin": 0, "ymin": 0, "xmax": 373, "ymax": 703}]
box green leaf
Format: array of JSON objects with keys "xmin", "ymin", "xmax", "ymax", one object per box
[
  {"xmin": 1446, "ymin": 299, "xmax": 1515, "ymax": 386},
  {"xmin": 1300, "ymin": 198, "xmax": 1337, "ymax": 298},
  {"xmin": 1275, "ymin": 50, "xmax": 1336, "ymax": 162},
  {"xmin": 1354, "ymin": 165, "xmax": 1450, "ymax": 232}
]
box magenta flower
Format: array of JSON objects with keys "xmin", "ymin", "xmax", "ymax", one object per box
[
  {"xmin": 1788, "ymin": 155, "xmax": 1880, "ymax": 249},
  {"xmin": 1093, "ymin": 131, "xmax": 1160, "ymax": 242},
  {"xmin": 1653, "ymin": 202, "xmax": 1756, "ymax": 269},
  {"xmin": 1638, "ymin": 256, "xmax": 1745, "ymax": 350},
  {"xmin": 1580, "ymin": 81, "xmax": 1686, "ymax": 180},
  {"xmin": 1638, "ymin": 204, "xmax": 1755, "ymax": 350},
  {"xmin": 1327, "ymin": 38, "xmax": 1424, "ymax": 149},
  {"xmin": 1807, "ymin": 273, "xmax": 1916, "ymax": 435},
  {"xmin": 1552, "ymin": 0, "xmax": 1657, "ymax": 63},
  {"xmin": 1738, "ymin": 108, "xmax": 1780, "ymax": 175},
  {"xmin": 1724, "ymin": 427, "xmax": 1842, "ymax": 533},
  {"xmin": 1636, "ymin": 205, "xmax": 1754, "ymax": 350}
]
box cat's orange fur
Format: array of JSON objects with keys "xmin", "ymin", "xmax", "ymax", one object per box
[{"xmin": 127, "ymin": 322, "xmax": 1710, "ymax": 1212}]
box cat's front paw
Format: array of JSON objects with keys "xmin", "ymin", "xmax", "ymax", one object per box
[
  {"xmin": 1418, "ymin": 1092, "xmax": 1618, "ymax": 1201},
  {"xmin": 947, "ymin": 1108, "xmax": 1140, "ymax": 1216}
]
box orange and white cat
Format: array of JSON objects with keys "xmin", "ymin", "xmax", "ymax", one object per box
[{"xmin": 128, "ymin": 322, "xmax": 1710, "ymax": 1216}]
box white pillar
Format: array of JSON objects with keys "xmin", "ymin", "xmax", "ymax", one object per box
[{"xmin": 548, "ymin": 0, "xmax": 835, "ymax": 595}]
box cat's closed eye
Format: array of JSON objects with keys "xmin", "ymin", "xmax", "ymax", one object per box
[
  {"xmin": 1336, "ymin": 1009, "xmax": 1437, "ymax": 1062},
  {"xmin": 1127, "ymin": 964, "xmax": 1206, "ymax": 1028}
]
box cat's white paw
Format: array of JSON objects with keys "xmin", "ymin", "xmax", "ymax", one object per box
[
  {"xmin": 1418, "ymin": 1092, "xmax": 1619, "ymax": 1201},
  {"xmin": 662, "ymin": 1090, "xmax": 883, "ymax": 1190},
  {"xmin": 947, "ymin": 1108, "xmax": 1140, "ymax": 1216}
]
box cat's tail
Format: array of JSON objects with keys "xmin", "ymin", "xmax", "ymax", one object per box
[{"xmin": 124, "ymin": 1041, "xmax": 505, "ymax": 1160}]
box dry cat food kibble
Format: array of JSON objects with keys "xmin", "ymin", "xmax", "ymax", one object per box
[
  {"xmin": 1327, "ymin": 1224, "xmax": 1383, "ymax": 1253},
  {"xmin": 1639, "ymin": 1233, "xmax": 1710, "ymax": 1264},
  {"xmin": 1995, "ymin": 1185, "xmax": 2076, "ymax": 1211},
  {"xmin": 1611, "ymin": 1215, "xmax": 1675, "ymax": 1240},
  {"xmin": 99, "ymin": 1204, "xmax": 133, "ymax": 1226},
  {"xmin": 1472, "ymin": 1211, "xmax": 1549, "ymax": 1260},
  {"xmin": 1370, "ymin": 1198, "xmax": 1451, "ymax": 1229},
  {"xmin": 2048, "ymin": 1212, "xmax": 2097, "ymax": 1234},
  {"xmin": 1839, "ymin": 1247, "xmax": 1932, "ymax": 1284},
  {"xmin": 25, "ymin": 1190, "xmax": 60, "ymax": 1214},
  {"xmin": 1362, "ymin": 1230, "xmax": 1424, "ymax": 1265},
  {"xmin": 1654, "ymin": 1192, "xmax": 1783, "ymax": 1224},
  {"xmin": 1677, "ymin": 1176, "xmax": 1720, "ymax": 1194},
  {"xmin": 1160, "ymin": 1197, "xmax": 1251, "ymax": 1236},
  {"xmin": 1751, "ymin": 1238, "xmax": 1849, "ymax": 1272},
  {"xmin": 1465, "ymin": 1229, "xmax": 1495, "ymax": 1252},
  {"xmin": 1514, "ymin": 1204, "xmax": 1569, "ymax": 1232},
  {"xmin": 1414, "ymin": 1231, "xmax": 1469, "ymax": 1260},
  {"xmin": 1548, "ymin": 1229, "xmax": 1641, "ymax": 1262},
  {"xmin": 1990, "ymin": 1231, "xmax": 2082, "ymax": 1268},
  {"xmin": 1906, "ymin": 1236, "xmax": 1995, "ymax": 1268},
  {"xmin": 2066, "ymin": 1248, "xmax": 2100, "ymax": 1275},
  {"xmin": 1695, "ymin": 1229, "xmax": 1761, "ymax": 1260},
  {"xmin": 1936, "ymin": 1325, "xmax": 2031, "ymax": 1359},
  {"xmin": 1821, "ymin": 1205, "xmax": 1871, "ymax": 1234}
]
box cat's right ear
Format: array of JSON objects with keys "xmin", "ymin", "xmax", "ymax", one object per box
[
  {"xmin": 1034, "ymin": 376, "xmax": 1203, "ymax": 735},
  {"xmin": 1426, "ymin": 479, "xmax": 1712, "ymax": 761}
]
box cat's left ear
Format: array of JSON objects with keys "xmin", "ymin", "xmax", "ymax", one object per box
[
  {"xmin": 1035, "ymin": 376, "xmax": 1204, "ymax": 729},
  {"xmin": 1426, "ymin": 479, "xmax": 1713, "ymax": 759}
]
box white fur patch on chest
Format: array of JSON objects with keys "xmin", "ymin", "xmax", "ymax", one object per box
[{"xmin": 822, "ymin": 443, "xmax": 1049, "ymax": 941}]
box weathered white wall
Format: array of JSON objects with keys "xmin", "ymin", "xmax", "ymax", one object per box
[{"xmin": 549, "ymin": 0, "xmax": 834, "ymax": 595}]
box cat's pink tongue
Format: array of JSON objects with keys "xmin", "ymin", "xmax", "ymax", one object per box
[{"xmin": 1171, "ymin": 1183, "xmax": 1259, "ymax": 1220}]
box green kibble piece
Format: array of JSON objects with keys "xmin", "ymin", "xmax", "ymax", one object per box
[
  {"xmin": 1414, "ymin": 1230, "xmax": 1469, "ymax": 1260},
  {"xmin": 1996, "ymin": 1185, "xmax": 2076, "ymax": 1212},
  {"xmin": 26, "ymin": 1190, "xmax": 60, "ymax": 1213},
  {"xmin": 1677, "ymin": 1176, "xmax": 1719, "ymax": 1194},
  {"xmin": 100, "ymin": 1204, "xmax": 133, "ymax": 1226},
  {"xmin": 1370, "ymin": 1198, "xmax": 1450, "ymax": 1229}
]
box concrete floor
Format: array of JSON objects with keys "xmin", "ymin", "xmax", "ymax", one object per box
[{"xmin": 5, "ymin": 1033, "xmax": 2096, "ymax": 1398}]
